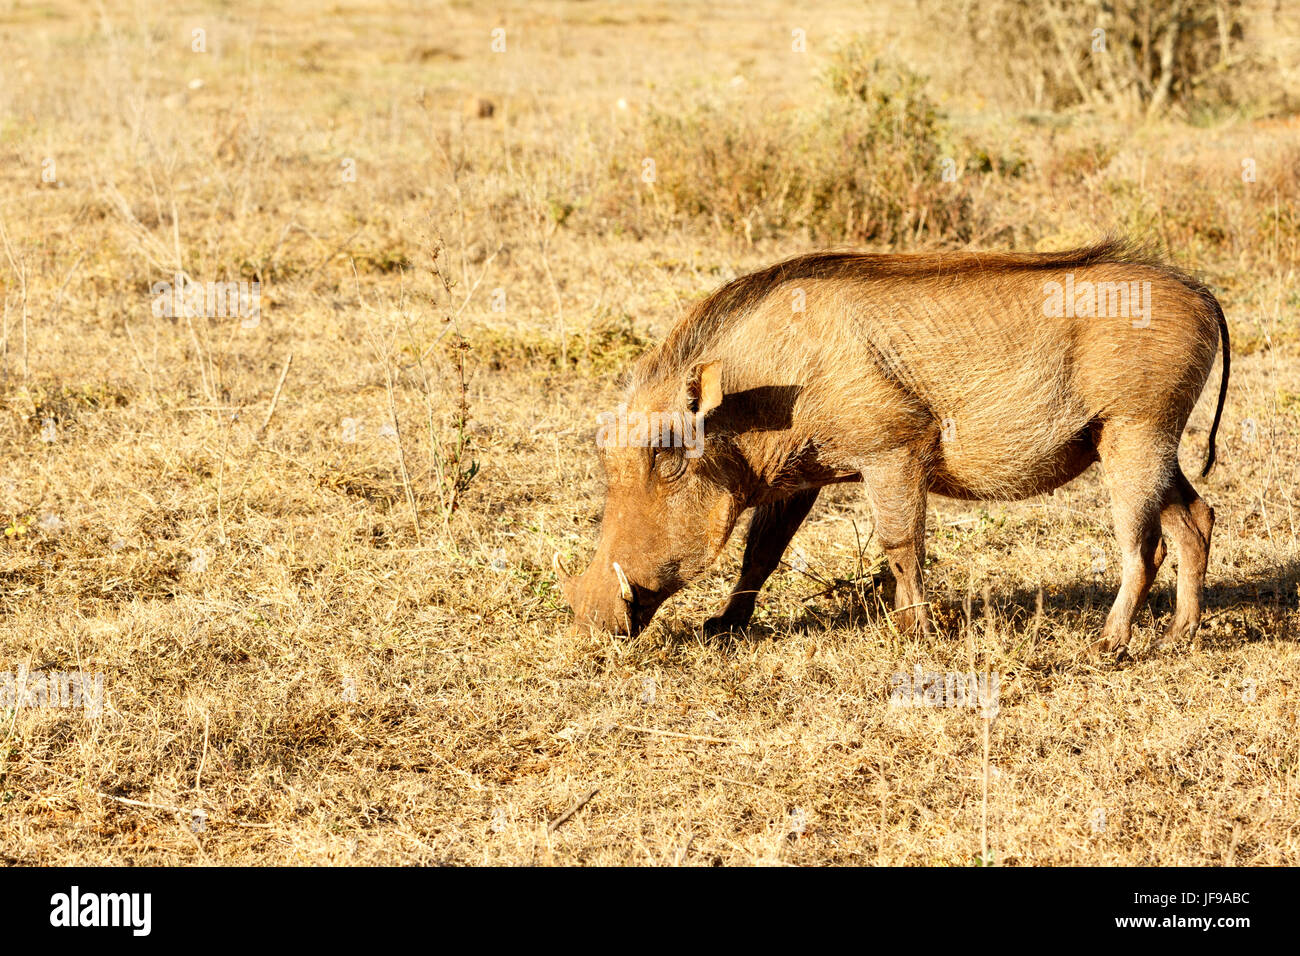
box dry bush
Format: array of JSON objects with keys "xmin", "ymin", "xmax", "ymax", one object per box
[
  {"xmin": 621, "ymin": 45, "xmax": 985, "ymax": 246},
  {"xmin": 926, "ymin": 0, "xmax": 1278, "ymax": 118}
]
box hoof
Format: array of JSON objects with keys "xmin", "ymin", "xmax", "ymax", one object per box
[
  {"xmin": 1088, "ymin": 636, "xmax": 1131, "ymax": 662},
  {"xmin": 703, "ymin": 614, "xmax": 750, "ymax": 636},
  {"xmin": 1162, "ymin": 617, "xmax": 1198, "ymax": 646}
]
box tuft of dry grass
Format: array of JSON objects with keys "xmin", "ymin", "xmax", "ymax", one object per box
[{"xmin": 0, "ymin": 0, "xmax": 1297, "ymax": 866}]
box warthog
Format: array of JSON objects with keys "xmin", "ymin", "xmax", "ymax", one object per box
[{"xmin": 560, "ymin": 240, "xmax": 1229, "ymax": 657}]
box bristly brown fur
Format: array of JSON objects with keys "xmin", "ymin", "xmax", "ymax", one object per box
[
  {"xmin": 634, "ymin": 237, "xmax": 1212, "ymax": 387},
  {"xmin": 631, "ymin": 236, "xmax": 1230, "ymax": 476}
]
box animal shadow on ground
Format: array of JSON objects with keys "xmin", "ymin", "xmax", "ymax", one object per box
[{"xmin": 667, "ymin": 556, "xmax": 1300, "ymax": 664}]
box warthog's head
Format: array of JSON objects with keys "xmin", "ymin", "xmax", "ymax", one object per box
[{"xmin": 560, "ymin": 362, "xmax": 741, "ymax": 635}]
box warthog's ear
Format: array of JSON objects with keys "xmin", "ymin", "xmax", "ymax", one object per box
[{"xmin": 687, "ymin": 361, "xmax": 723, "ymax": 416}]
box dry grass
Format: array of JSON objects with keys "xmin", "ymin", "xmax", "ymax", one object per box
[{"xmin": 0, "ymin": 0, "xmax": 1297, "ymax": 866}]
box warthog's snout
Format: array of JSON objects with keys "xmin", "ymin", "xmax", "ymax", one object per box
[{"xmin": 559, "ymin": 557, "xmax": 663, "ymax": 637}]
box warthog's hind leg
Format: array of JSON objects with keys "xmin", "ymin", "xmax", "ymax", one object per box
[
  {"xmin": 1091, "ymin": 426, "xmax": 1174, "ymax": 658},
  {"xmin": 1159, "ymin": 468, "xmax": 1214, "ymax": 646}
]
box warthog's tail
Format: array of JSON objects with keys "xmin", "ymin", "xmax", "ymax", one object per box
[{"xmin": 1200, "ymin": 292, "xmax": 1230, "ymax": 478}]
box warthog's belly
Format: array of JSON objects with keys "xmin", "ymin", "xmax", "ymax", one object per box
[{"xmin": 926, "ymin": 420, "xmax": 1101, "ymax": 502}]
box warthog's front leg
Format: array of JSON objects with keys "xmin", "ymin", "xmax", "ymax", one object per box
[{"xmin": 703, "ymin": 488, "xmax": 820, "ymax": 635}]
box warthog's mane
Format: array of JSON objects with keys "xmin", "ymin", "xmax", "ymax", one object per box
[{"xmin": 628, "ymin": 237, "xmax": 1215, "ymax": 392}]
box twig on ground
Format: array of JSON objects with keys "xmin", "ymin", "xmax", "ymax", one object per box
[
  {"xmin": 257, "ymin": 351, "xmax": 293, "ymax": 438},
  {"xmin": 548, "ymin": 787, "xmax": 600, "ymax": 833},
  {"xmin": 618, "ymin": 724, "xmax": 738, "ymax": 745}
]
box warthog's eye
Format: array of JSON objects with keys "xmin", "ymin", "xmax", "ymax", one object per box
[{"xmin": 653, "ymin": 446, "xmax": 687, "ymax": 482}]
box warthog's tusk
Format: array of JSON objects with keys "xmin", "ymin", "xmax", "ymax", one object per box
[
  {"xmin": 552, "ymin": 551, "xmax": 572, "ymax": 579},
  {"xmin": 612, "ymin": 561, "xmax": 633, "ymax": 602}
]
